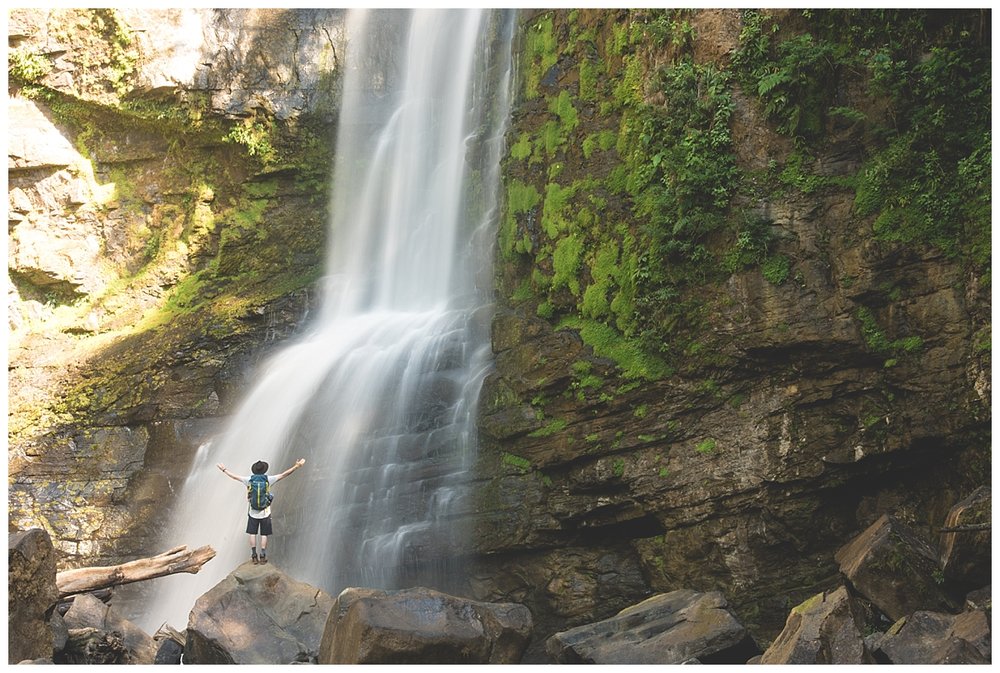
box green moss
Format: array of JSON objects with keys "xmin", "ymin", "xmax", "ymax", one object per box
[
  {"xmin": 552, "ymin": 233, "xmax": 584, "ymax": 296},
  {"xmin": 9, "ymin": 49, "xmax": 52, "ymax": 83},
  {"xmin": 856, "ymin": 306, "xmax": 925, "ymax": 363},
  {"xmin": 612, "ymin": 458, "xmax": 626, "ymax": 477},
  {"xmin": 734, "ymin": 10, "xmax": 990, "ymax": 269},
  {"xmin": 529, "ymin": 418, "xmax": 568, "ymax": 437},
  {"xmin": 540, "ymin": 182, "xmax": 576, "ymax": 238},
  {"xmin": 501, "ymin": 452, "xmax": 533, "ymax": 472},
  {"xmin": 224, "ymin": 118, "xmax": 276, "ymax": 165},
  {"xmin": 510, "ymin": 132, "xmax": 533, "ymax": 161},
  {"xmin": 548, "ymin": 89, "xmax": 579, "ymax": 139},
  {"xmin": 523, "ymin": 14, "xmax": 559, "ymax": 99},
  {"xmin": 762, "ymin": 255, "xmax": 791, "ymax": 285},
  {"xmin": 579, "ymin": 57, "xmax": 600, "ymax": 101},
  {"xmin": 501, "ymin": 179, "xmax": 542, "ymax": 259},
  {"xmin": 695, "ymin": 438, "xmax": 717, "ymax": 455},
  {"xmin": 559, "ymin": 316, "xmax": 671, "ymax": 381}
]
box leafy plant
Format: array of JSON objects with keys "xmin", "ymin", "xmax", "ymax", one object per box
[
  {"xmin": 696, "ymin": 438, "xmax": 717, "ymax": 455},
  {"xmin": 224, "ymin": 120, "xmax": 276, "ymax": 164},
  {"xmin": 9, "ymin": 49, "xmax": 52, "ymax": 84}
]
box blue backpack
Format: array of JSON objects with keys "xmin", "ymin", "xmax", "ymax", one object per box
[{"xmin": 247, "ymin": 474, "xmax": 273, "ymax": 510}]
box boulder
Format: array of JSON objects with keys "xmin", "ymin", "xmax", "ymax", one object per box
[
  {"xmin": 55, "ymin": 628, "xmax": 131, "ymax": 665},
  {"xmin": 153, "ymin": 624, "xmax": 185, "ymax": 664},
  {"xmin": 875, "ymin": 609, "xmax": 991, "ymax": 664},
  {"xmin": 9, "ymin": 528, "xmax": 59, "ymax": 664},
  {"xmin": 939, "ymin": 486, "xmax": 990, "ymax": 587},
  {"xmin": 835, "ymin": 514, "xmax": 955, "ymax": 621},
  {"xmin": 964, "ymin": 585, "xmax": 991, "ymax": 612},
  {"xmin": 545, "ymin": 589, "xmax": 759, "ymax": 664},
  {"xmin": 59, "ymin": 593, "xmax": 157, "ymax": 664},
  {"xmin": 185, "ymin": 562, "xmax": 334, "ymax": 664},
  {"xmin": 318, "ymin": 586, "xmax": 533, "ymax": 664},
  {"xmin": 759, "ymin": 586, "xmax": 874, "ymax": 664}
]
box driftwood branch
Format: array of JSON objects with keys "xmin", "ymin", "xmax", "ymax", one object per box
[{"xmin": 55, "ymin": 545, "xmax": 216, "ymax": 599}]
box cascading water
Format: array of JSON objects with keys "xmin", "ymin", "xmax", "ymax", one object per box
[{"xmin": 135, "ymin": 8, "xmax": 515, "ymax": 632}]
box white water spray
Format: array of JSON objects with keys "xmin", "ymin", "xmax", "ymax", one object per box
[{"xmin": 136, "ymin": 9, "xmax": 514, "ymax": 631}]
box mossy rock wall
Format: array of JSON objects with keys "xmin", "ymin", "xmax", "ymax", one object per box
[
  {"xmin": 8, "ymin": 8, "xmax": 343, "ymax": 563},
  {"xmin": 470, "ymin": 8, "xmax": 990, "ymax": 656}
]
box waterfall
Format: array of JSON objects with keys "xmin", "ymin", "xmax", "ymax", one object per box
[{"xmin": 135, "ymin": 8, "xmax": 515, "ymax": 632}]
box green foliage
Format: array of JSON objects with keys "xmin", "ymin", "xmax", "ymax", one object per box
[
  {"xmin": 510, "ymin": 132, "xmax": 533, "ymax": 161},
  {"xmin": 541, "ymin": 182, "xmax": 576, "ymax": 238},
  {"xmin": 559, "ymin": 316, "xmax": 671, "ymax": 381},
  {"xmin": 552, "ymin": 234, "xmax": 584, "ymax": 295},
  {"xmin": 761, "ymin": 255, "xmax": 791, "ymax": 285},
  {"xmin": 501, "ymin": 452, "xmax": 533, "ymax": 472},
  {"xmin": 580, "ymin": 238, "xmax": 620, "ymax": 320},
  {"xmin": 856, "ymin": 306, "xmax": 924, "ymax": 363},
  {"xmin": 724, "ymin": 214, "xmax": 774, "ymax": 273},
  {"xmin": 732, "ymin": 11, "xmax": 847, "ymax": 141},
  {"xmin": 529, "ymin": 419, "xmax": 568, "ymax": 437},
  {"xmin": 224, "ymin": 120, "xmax": 276, "ymax": 164},
  {"xmin": 501, "ymin": 180, "xmax": 541, "ymax": 259},
  {"xmin": 612, "ymin": 458, "xmax": 626, "ymax": 477},
  {"xmin": 579, "ymin": 57, "xmax": 600, "ymax": 101},
  {"xmin": 9, "ymin": 49, "xmax": 52, "ymax": 83},
  {"xmin": 695, "ymin": 438, "xmax": 717, "ymax": 455},
  {"xmin": 733, "ymin": 9, "xmax": 990, "ymax": 268},
  {"xmin": 523, "ymin": 14, "xmax": 559, "ymax": 99},
  {"xmin": 611, "ymin": 54, "xmax": 737, "ymax": 362}
]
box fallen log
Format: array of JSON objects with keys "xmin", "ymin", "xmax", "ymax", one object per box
[{"xmin": 55, "ymin": 545, "xmax": 216, "ymax": 599}]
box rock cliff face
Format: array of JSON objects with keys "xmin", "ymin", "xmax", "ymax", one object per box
[
  {"xmin": 8, "ymin": 8, "xmax": 343, "ymax": 561},
  {"xmin": 7, "ymin": 7, "xmax": 990, "ymax": 658},
  {"xmin": 465, "ymin": 8, "xmax": 990, "ymax": 653}
]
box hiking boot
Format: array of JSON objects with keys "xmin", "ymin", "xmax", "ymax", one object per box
[
  {"xmin": 251, "ymin": 550, "xmax": 259, "ymax": 565},
  {"xmin": 259, "ymin": 552, "xmax": 267, "ymax": 565}
]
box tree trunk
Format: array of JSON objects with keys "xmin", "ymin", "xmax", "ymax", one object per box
[{"xmin": 55, "ymin": 545, "xmax": 216, "ymax": 599}]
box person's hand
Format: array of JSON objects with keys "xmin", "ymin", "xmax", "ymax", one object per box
[
  {"xmin": 295, "ymin": 458, "xmax": 306, "ymax": 468},
  {"xmin": 217, "ymin": 463, "xmax": 226, "ymax": 472}
]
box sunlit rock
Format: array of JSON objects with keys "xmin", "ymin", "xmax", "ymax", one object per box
[
  {"xmin": 184, "ymin": 562, "xmax": 334, "ymax": 664},
  {"xmin": 8, "ymin": 528, "xmax": 59, "ymax": 664},
  {"xmin": 759, "ymin": 586, "xmax": 873, "ymax": 664},
  {"xmin": 318, "ymin": 586, "xmax": 533, "ymax": 664}
]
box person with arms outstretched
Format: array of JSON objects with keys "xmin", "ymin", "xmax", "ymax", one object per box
[{"xmin": 217, "ymin": 458, "xmax": 305, "ymax": 565}]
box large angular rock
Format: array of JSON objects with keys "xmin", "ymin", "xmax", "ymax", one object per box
[
  {"xmin": 185, "ymin": 562, "xmax": 335, "ymax": 664},
  {"xmin": 545, "ymin": 589, "xmax": 759, "ymax": 664},
  {"xmin": 760, "ymin": 586, "xmax": 874, "ymax": 664},
  {"xmin": 835, "ymin": 514, "xmax": 956, "ymax": 621},
  {"xmin": 59, "ymin": 593, "xmax": 157, "ymax": 664},
  {"xmin": 318, "ymin": 586, "xmax": 533, "ymax": 664},
  {"xmin": 875, "ymin": 609, "xmax": 991, "ymax": 664},
  {"xmin": 939, "ymin": 486, "xmax": 991, "ymax": 587},
  {"xmin": 9, "ymin": 529, "xmax": 59, "ymax": 664}
]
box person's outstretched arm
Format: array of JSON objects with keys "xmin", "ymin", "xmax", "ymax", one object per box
[
  {"xmin": 274, "ymin": 458, "xmax": 306, "ymax": 482},
  {"xmin": 217, "ymin": 463, "xmax": 244, "ymax": 482}
]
